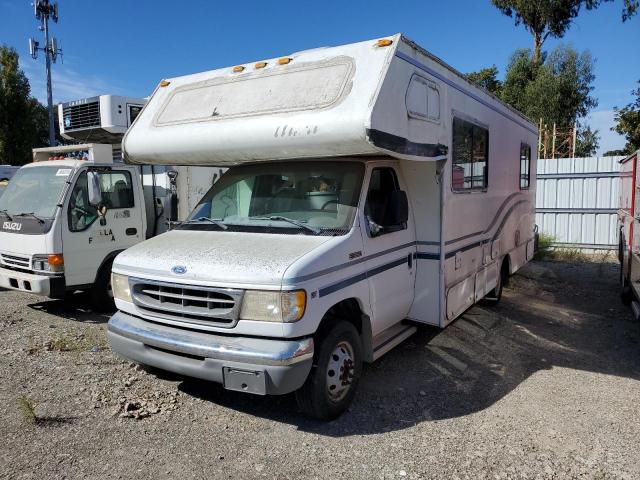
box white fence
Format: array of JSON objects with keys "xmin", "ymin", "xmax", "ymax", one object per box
[{"xmin": 536, "ymin": 156, "xmax": 625, "ymax": 250}]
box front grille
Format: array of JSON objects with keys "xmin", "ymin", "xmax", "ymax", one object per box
[
  {"xmin": 62, "ymin": 101, "xmax": 101, "ymax": 131},
  {"xmin": 130, "ymin": 278, "xmax": 243, "ymax": 328},
  {"xmin": 0, "ymin": 253, "xmax": 30, "ymax": 270}
]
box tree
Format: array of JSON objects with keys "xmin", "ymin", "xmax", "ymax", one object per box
[
  {"xmin": 465, "ymin": 66, "xmax": 503, "ymax": 96},
  {"xmin": 612, "ymin": 80, "xmax": 640, "ymax": 154},
  {"xmin": 0, "ymin": 46, "xmax": 51, "ymax": 165},
  {"xmin": 501, "ymin": 45, "xmax": 597, "ymax": 129},
  {"xmin": 574, "ymin": 124, "xmax": 600, "ymax": 156},
  {"xmin": 491, "ymin": 0, "xmax": 636, "ymax": 65}
]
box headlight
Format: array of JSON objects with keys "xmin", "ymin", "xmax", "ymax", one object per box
[
  {"xmin": 240, "ymin": 290, "xmax": 306, "ymax": 323},
  {"xmin": 32, "ymin": 254, "xmax": 64, "ymax": 273},
  {"xmin": 111, "ymin": 273, "xmax": 132, "ymax": 302}
]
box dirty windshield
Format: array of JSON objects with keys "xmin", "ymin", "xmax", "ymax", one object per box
[
  {"xmin": 0, "ymin": 165, "xmax": 70, "ymax": 218},
  {"xmin": 183, "ymin": 161, "xmax": 365, "ymax": 235}
]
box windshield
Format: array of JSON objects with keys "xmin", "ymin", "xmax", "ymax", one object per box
[
  {"xmin": 183, "ymin": 161, "xmax": 365, "ymax": 235},
  {"xmin": 0, "ymin": 166, "xmax": 71, "ymax": 218}
]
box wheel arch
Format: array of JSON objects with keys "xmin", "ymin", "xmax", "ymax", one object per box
[{"xmin": 316, "ymin": 297, "xmax": 374, "ymax": 363}]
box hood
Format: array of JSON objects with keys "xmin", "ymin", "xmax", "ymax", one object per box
[{"xmin": 113, "ymin": 229, "xmax": 332, "ymax": 287}]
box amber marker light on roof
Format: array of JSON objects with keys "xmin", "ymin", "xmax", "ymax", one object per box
[
  {"xmin": 376, "ymin": 39, "xmax": 393, "ymax": 47},
  {"xmin": 233, "ymin": 65, "xmax": 245, "ymax": 72},
  {"xmin": 277, "ymin": 57, "xmax": 292, "ymax": 65},
  {"xmin": 255, "ymin": 61, "xmax": 267, "ymax": 69},
  {"xmin": 159, "ymin": 80, "xmax": 171, "ymax": 87}
]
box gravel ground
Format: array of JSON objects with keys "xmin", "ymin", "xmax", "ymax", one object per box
[{"xmin": 1, "ymin": 260, "xmax": 639, "ymax": 480}]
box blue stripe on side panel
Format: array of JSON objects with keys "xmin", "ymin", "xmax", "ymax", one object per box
[
  {"xmin": 416, "ymin": 252, "xmax": 440, "ymax": 260},
  {"xmin": 318, "ymin": 257, "xmax": 408, "ymax": 298},
  {"xmin": 395, "ymin": 51, "xmax": 538, "ymax": 136}
]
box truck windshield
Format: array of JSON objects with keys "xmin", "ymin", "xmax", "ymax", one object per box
[
  {"xmin": 0, "ymin": 166, "xmax": 70, "ymax": 218},
  {"xmin": 184, "ymin": 161, "xmax": 365, "ymax": 235}
]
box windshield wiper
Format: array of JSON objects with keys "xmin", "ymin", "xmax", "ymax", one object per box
[
  {"xmin": 181, "ymin": 217, "xmax": 228, "ymax": 230},
  {"xmin": 0, "ymin": 209, "xmax": 12, "ymax": 221},
  {"xmin": 17, "ymin": 212, "xmax": 45, "ymax": 224},
  {"xmin": 250, "ymin": 216, "xmax": 321, "ymax": 234}
]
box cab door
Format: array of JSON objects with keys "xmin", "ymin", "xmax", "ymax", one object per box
[
  {"xmin": 62, "ymin": 167, "xmax": 144, "ymax": 288},
  {"xmin": 360, "ymin": 164, "xmax": 417, "ymax": 336}
]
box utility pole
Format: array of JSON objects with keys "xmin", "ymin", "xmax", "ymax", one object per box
[{"xmin": 29, "ymin": 1, "xmax": 62, "ymax": 147}]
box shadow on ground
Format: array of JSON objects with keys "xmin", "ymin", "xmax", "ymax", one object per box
[
  {"xmin": 176, "ymin": 260, "xmax": 640, "ymax": 436},
  {"xmin": 27, "ymin": 291, "xmax": 112, "ymax": 324}
]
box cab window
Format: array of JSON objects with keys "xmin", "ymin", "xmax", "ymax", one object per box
[
  {"xmin": 68, "ymin": 172, "xmax": 98, "ymax": 232},
  {"xmin": 68, "ymin": 171, "xmax": 134, "ymax": 232},
  {"xmin": 364, "ymin": 167, "xmax": 406, "ymax": 236}
]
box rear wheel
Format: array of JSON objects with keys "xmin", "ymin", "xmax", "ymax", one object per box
[
  {"xmin": 295, "ymin": 321, "xmax": 362, "ymax": 421},
  {"xmin": 484, "ymin": 259, "xmax": 509, "ymax": 305},
  {"xmin": 91, "ymin": 261, "xmax": 115, "ymax": 312}
]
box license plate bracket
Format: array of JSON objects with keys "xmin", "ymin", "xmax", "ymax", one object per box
[{"xmin": 222, "ymin": 367, "xmax": 267, "ymax": 395}]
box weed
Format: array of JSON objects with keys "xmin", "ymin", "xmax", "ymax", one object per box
[
  {"xmin": 17, "ymin": 395, "xmax": 37, "ymax": 424},
  {"xmin": 46, "ymin": 328, "xmax": 107, "ymax": 353}
]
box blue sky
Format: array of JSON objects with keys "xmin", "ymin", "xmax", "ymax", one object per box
[{"xmin": 1, "ymin": 0, "xmax": 638, "ymax": 154}]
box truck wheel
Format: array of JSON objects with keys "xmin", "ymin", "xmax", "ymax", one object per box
[
  {"xmin": 621, "ymin": 269, "xmax": 633, "ymax": 305},
  {"xmin": 295, "ymin": 321, "xmax": 362, "ymax": 421},
  {"xmin": 483, "ymin": 259, "xmax": 508, "ymax": 305},
  {"xmin": 91, "ymin": 262, "xmax": 115, "ymax": 312}
]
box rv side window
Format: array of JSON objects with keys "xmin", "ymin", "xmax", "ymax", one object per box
[
  {"xmin": 520, "ymin": 143, "xmax": 531, "ymax": 189},
  {"xmin": 452, "ymin": 117, "xmax": 489, "ymax": 191},
  {"xmin": 406, "ymin": 75, "xmax": 440, "ymax": 122},
  {"xmin": 364, "ymin": 167, "xmax": 406, "ymax": 236}
]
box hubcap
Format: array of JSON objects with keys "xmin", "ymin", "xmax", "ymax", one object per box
[{"xmin": 326, "ymin": 340, "xmax": 355, "ymax": 401}]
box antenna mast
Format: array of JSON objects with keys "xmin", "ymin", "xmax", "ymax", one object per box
[{"xmin": 29, "ymin": 0, "xmax": 62, "ymax": 147}]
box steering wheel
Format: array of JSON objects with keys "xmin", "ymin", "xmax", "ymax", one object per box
[
  {"xmin": 72, "ymin": 205, "xmax": 93, "ymax": 216},
  {"xmin": 321, "ymin": 199, "xmax": 339, "ymax": 210}
]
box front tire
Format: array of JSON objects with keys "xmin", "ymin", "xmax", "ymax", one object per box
[
  {"xmin": 91, "ymin": 261, "xmax": 115, "ymax": 312},
  {"xmin": 295, "ymin": 321, "xmax": 362, "ymax": 421}
]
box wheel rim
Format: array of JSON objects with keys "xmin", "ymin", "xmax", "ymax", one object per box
[{"xmin": 326, "ymin": 340, "xmax": 355, "ymax": 402}]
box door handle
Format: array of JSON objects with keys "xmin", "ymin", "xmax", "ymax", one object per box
[
  {"xmin": 407, "ymin": 253, "xmax": 413, "ymax": 269},
  {"xmin": 126, "ymin": 228, "xmax": 137, "ymax": 236}
]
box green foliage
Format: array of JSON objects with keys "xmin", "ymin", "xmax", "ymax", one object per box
[
  {"xmin": 0, "ymin": 46, "xmax": 50, "ymax": 165},
  {"xmin": 622, "ymin": 0, "xmax": 638, "ymax": 20},
  {"xmin": 492, "ymin": 1, "xmax": 636, "ymax": 65},
  {"xmin": 603, "ymin": 149, "xmax": 627, "ymax": 156},
  {"xmin": 465, "ymin": 66, "xmax": 503, "ymax": 96},
  {"xmin": 491, "ymin": 0, "xmax": 613, "ymax": 64},
  {"xmin": 575, "ymin": 124, "xmax": 600, "ymax": 156},
  {"xmin": 17, "ymin": 395, "xmax": 37, "ymax": 424},
  {"xmin": 501, "ymin": 45, "xmax": 596, "ymax": 129},
  {"xmin": 612, "ymin": 80, "xmax": 640, "ymax": 155},
  {"xmin": 535, "ymin": 232, "xmax": 557, "ymax": 260}
]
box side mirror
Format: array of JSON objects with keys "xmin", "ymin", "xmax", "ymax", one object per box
[
  {"xmin": 87, "ymin": 171, "xmax": 102, "ymax": 206},
  {"xmin": 388, "ymin": 190, "xmax": 409, "ymax": 225}
]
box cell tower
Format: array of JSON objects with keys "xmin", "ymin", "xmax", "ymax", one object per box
[{"xmin": 29, "ymin": 0, "xmax": 62, "ymax": 147}]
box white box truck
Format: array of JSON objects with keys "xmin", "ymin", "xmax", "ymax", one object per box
[{"xmin": 107, "ymin": 34, "xmax": 538, "ymax": 419}]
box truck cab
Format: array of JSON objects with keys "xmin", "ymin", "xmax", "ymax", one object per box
[{"xmin": 0, "ymin": 144, "xmax": 146, "ymax": 308}]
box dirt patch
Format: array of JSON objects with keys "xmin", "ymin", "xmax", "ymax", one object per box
[{"xmin": 0, "ymin": 260, "xmax": 639, "ymax": 479}]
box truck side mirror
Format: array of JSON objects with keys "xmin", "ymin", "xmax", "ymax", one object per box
[
  {"xmin": 388, "ymin": 190, "xmax": 409, "ymax": 225},
  {"xmin": 87, "ymin": 171, "xmax": 102, "ymax": 206}
]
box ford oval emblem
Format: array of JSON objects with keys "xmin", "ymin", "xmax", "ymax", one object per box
[{"xmin": 171, "ymin": 265, "xmax": 187, "ymax": 275}]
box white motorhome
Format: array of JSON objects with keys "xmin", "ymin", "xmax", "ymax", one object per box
[
  {"xmin": 618, "ymin": 149, "xmax": 640, "ymax": 315},
  {"xmin": 107, "ymin": 34, "xmax": 538, "ymax": 419}
]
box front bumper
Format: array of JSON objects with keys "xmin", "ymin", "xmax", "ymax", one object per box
[
  {"xmin": 107, "ymin": 311, "xmax": 314, "ymax": 395},
  {"xmin": 0, "ymin": 266, "xmax": 65, "ymax": 297}
]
